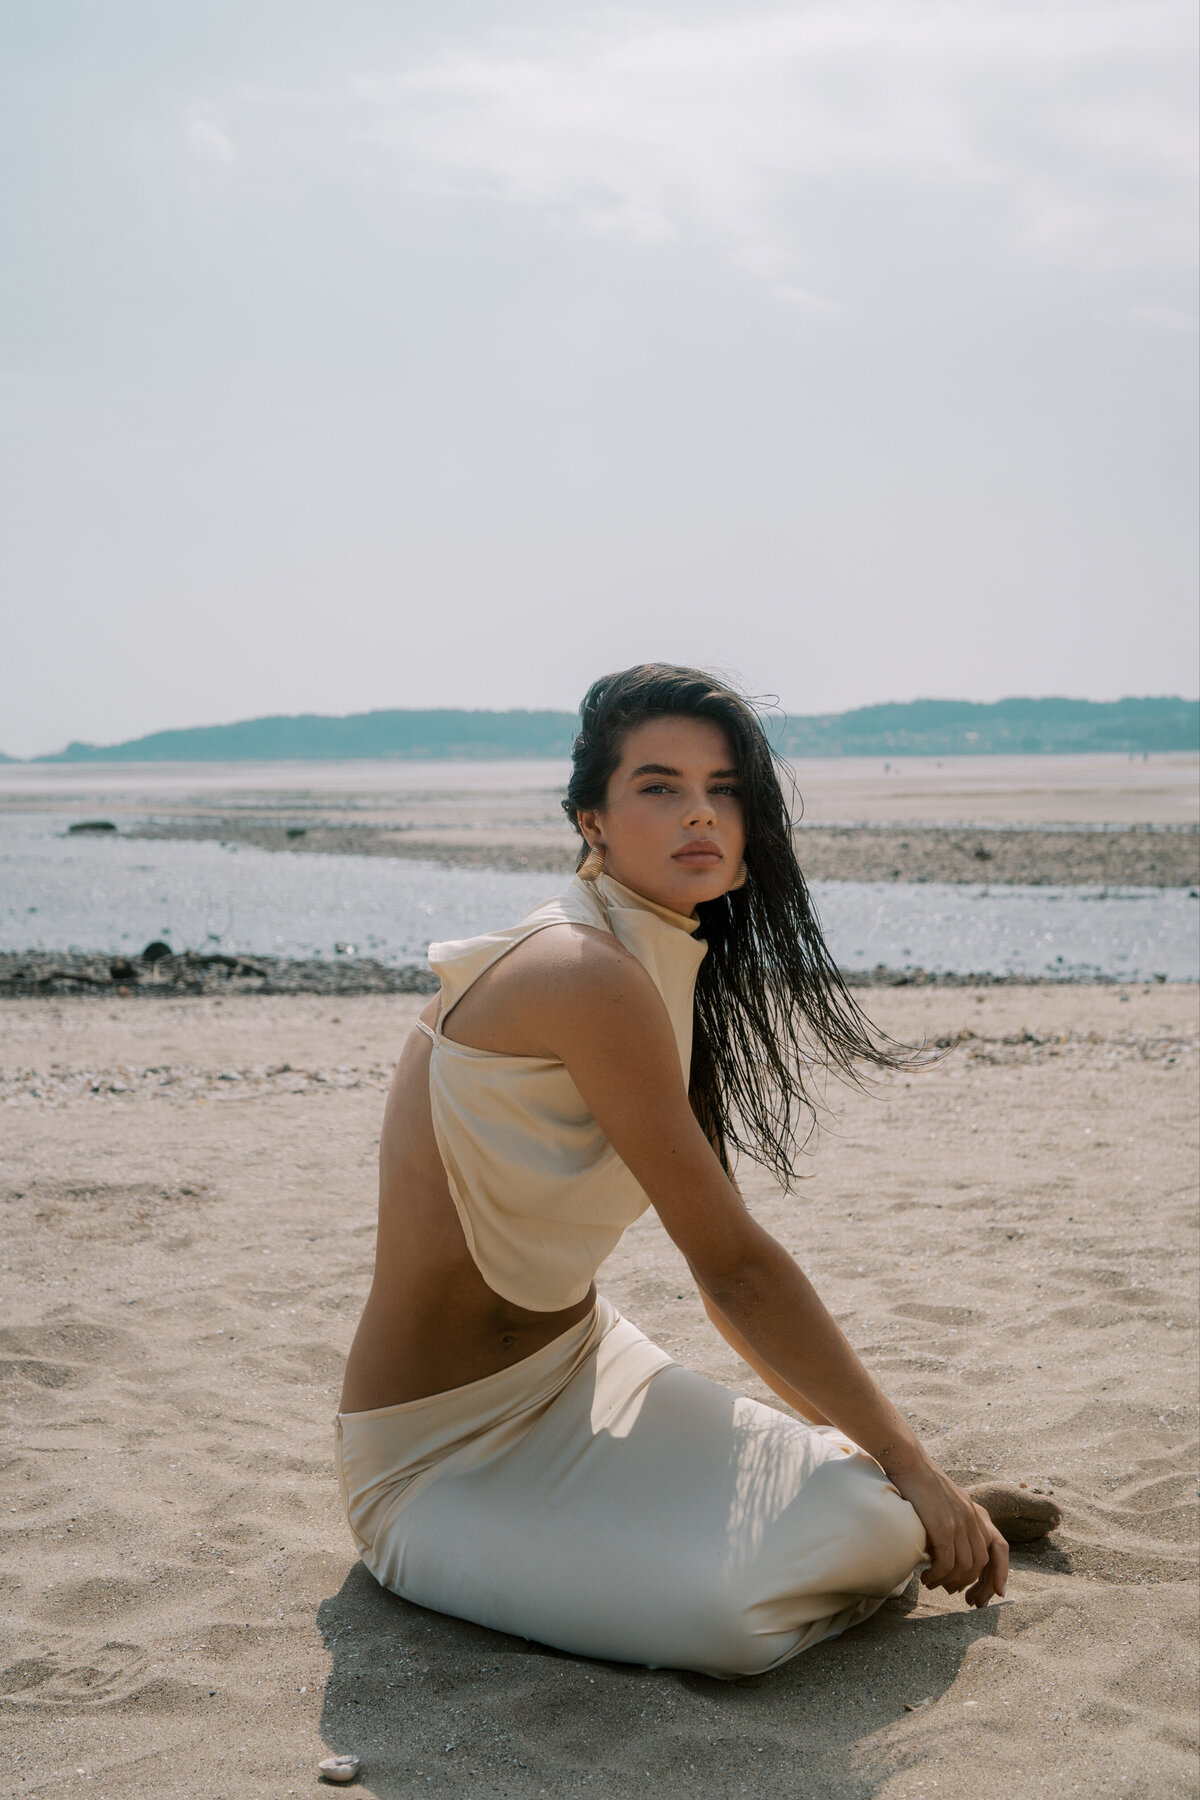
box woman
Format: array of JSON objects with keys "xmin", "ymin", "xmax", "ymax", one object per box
[{"xmin": 336, "ymin": 664, "xmax": 1010, "ymax": 1679}]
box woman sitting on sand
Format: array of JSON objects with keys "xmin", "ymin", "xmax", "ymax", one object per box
[{"xmin": 336, "ymin": 663, "xmax": 1014, "ymax": 1679}]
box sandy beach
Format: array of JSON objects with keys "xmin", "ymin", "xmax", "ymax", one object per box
[{"xmin": 2, "ymin": 978, "xmax": 1196, "ymax": 1799}]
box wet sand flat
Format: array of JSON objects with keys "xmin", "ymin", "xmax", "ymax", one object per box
[
  {"xmin": 2, "ymin": 751, "xmax": 1196, "ymax": 828},
  {"xmin": 5, "ymin": 755, "xmax": 1196, "ymax": 896},
  {"xmin": 119, "ymin": 818, "xmax": 1200, "ymax": 885},
  {"xmin": 1, "ymin": 984, "xmax": 1196, "ymax": 1799}
]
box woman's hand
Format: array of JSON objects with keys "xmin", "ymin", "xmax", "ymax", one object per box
[{"xmin": 885, "ymin": 1450, "xmax": 1009, "ymax": 1607}]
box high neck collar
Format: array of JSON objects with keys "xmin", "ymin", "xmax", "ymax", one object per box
[{"xmin": 585, "ymin": 870, "xmax": 702, "ymax": 936}]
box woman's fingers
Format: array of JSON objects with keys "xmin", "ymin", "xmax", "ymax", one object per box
[
  {"xmin": 975, "ymin": 1506, "xmax": 1008, "ymax": 1596},
  {"xmin": 920, "ymin": 1525, "xmax": 957, "ymax": 1588},
  {"xmin": 963, "ymin": 1508, "xmax": 993, "ymax": 1583},
  {"xmin": 923, "ymin": 1521, "xmax": 973, "ymax": 1591},
  {"xmin": 947, "ymin": 1524, "xmax": 976, "ymax": 1592},
  {"xmin": 903, "ymin": 1464, "xmax": 1010, "ymax": 1604},
  {"xmin": 964, "ymin": 1567, "xmax": 994, "ymax": 1607},
  {"xmin": 923, "ymin": 1504, "xmax": 997, "ymax": 1594},
  {"xmin": 958, "ymin": 1518, "xmax": 999, "ymax": 1595},
  {"xmin": 948, "ymin": 1516, "xmax": 1009, "ymax": 1605},
  {"xmin": 965, "ymin": 1529, "xmax": 1009, "ymax": 1608}
]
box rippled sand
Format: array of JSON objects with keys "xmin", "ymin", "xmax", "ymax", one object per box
[{"xmin": 1, "ymin": 984, "xmax": 1196, "ymax": 1797}]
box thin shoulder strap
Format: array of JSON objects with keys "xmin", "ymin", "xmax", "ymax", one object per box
[{"xmin": 414, "ymin": 1017, "xmax": 437, "ymax": 1043}]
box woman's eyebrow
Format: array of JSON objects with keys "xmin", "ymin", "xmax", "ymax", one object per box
[{"xmin": 628, "ymin": 763, "xmax": 739, "ymax": 779}]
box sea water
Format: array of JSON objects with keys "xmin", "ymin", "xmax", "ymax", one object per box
[{"xmin": 1, "ymin": 815, "xmax": 1196, "ymax": 982}]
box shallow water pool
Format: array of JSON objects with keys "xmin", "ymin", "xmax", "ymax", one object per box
[{"xmin": 1, "ymin": 817, "xmax": 1196, "ymax": 982}]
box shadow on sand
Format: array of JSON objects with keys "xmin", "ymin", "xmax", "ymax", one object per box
[{"xmin": 317, "ymin": 1565, "xmax": 999, "ymax": 1798}]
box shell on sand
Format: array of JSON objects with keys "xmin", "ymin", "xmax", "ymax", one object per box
[
  {"xmin": 319, "ymin": 1755, "xmax": 362, "ymax": 1784},
  {"xmin": 968, "ymin": 1480, "xmax": 1063, "ymax": 1543}
]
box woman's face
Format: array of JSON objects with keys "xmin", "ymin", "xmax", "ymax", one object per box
[{"xmin": 577, "ymin": 714, "xmax": 747, "ymax": 916}]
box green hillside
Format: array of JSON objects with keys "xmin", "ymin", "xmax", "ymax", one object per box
[
  {"xmin": 35, "ymin": 709, "xmax": 578, "ymax": 762},
  {"xmin": 776, "ymin": 696, "xmax": 1199, "ymax": 758},
  {"xmin": 20, "ymin": 695, "xmax": 1199, "ymax": 763}
]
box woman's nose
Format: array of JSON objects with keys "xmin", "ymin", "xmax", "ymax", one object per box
[{"xmin": 683, "ymin": 793, "xmax": 717, "ymax": 827}]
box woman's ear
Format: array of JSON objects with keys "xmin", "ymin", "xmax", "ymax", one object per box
[{"xmin": 576, "ymin": 807, "xmax": 604, "ymax": 849}]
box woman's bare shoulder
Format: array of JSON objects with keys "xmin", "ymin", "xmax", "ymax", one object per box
[
  {"xmin": 490, "ymin": 920, "xmax": 656, "ymax": 1008},
  {"xmin": 515, "ymin": 923, "xmax": 671, "ymax": 1044},
  {"xmin": 517, "ymin": 918, "xmax": 633, "ymax": 969},
  {"xmin": 442, "ymin": 921, "xmax": 665, "ymax": 1055}
]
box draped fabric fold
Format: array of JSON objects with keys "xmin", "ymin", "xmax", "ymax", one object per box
[{"xmin": 337, "ymin": 1301, "xmax": 926, "ymax": 1679}]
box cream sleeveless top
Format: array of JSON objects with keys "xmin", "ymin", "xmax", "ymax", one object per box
[{"xmin": 417, "ymin": 870, "xmax": 708, "ymax": 1312}]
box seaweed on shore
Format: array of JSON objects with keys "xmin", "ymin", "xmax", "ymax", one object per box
[
  {"xmin": 0, "ymin": 948, "xmax": 439, "ymax": 998},
  {"xmin": 0, "ymin": 947, "xmax": 1142, "ymax": 1000}
]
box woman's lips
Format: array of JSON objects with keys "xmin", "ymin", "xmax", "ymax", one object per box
[{"xmin": 672, "ymin": 845, "xmax": 723, "ymax": 865}]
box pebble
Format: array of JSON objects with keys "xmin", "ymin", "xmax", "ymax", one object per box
[{"xmin": 319, "ymin": 1755, "xmax": 361, "ymax": 1784}]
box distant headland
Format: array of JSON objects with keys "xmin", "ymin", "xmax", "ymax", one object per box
[{"xmin": 16, "ymin": 695, "xmax": 1199, "ymax": 763}]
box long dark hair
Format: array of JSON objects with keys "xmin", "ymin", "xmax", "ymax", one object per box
[{"xmin": 562, "ymin": 663, "xmax": 917, "ymax": 1188}]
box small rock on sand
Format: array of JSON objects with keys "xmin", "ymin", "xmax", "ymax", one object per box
[{"xmin": 318, "ymin": 1753, "xmax": 361, "ymax": 1784}]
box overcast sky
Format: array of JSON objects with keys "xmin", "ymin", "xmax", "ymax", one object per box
[{"xmin": 2, "ymin": 1, "xmax": 1196, "ymax": 757}]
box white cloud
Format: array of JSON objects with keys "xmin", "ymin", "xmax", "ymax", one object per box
[{"xmin": 332, "ymin": 1, "xmax": 1197, "ymax": 308}]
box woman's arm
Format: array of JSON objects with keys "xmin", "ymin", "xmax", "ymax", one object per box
[
  {"xmin": 695, "ymin": 1139, "xmax": 832, "ymax": 1423},
  {"xmin": 700, "ymin": 1291, "xmax": 832, "ymax": 1425},
  {"xmin": 540, "ymin": 937, "xmax": 1007, "ymax": 1607}
]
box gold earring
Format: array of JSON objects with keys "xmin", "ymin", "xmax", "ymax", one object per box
[
  {"xmin": 727, "ymin": 858, "xmax": 748, "ymax": 891},
  {"xmin": 578, "ymin": 842, "xmax": 606, "ymax": 881}
]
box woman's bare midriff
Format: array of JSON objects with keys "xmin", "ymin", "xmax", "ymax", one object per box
[{"xmin": 338, "ymin": 993, "xmax": 595, "ymax": 1414}]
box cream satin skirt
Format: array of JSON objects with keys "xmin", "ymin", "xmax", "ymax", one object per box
[{"xmin": 335, "ymin": 1299, "xmax": 926, "ymax": 1679}]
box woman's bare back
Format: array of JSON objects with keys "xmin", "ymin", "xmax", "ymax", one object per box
[{"xmin": 338, "ymin": 934, "xmax": 597, "ymax": 1412}]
